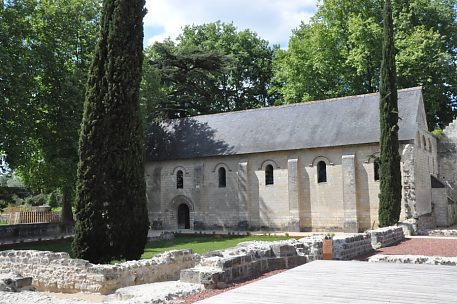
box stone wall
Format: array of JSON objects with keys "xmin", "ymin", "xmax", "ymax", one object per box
[
  {"xmin": 0, "ymin": 249, "xmax": 198, "ymax": 294},
  {"xmin": 331, "ymin": 233, "xmax": 373, "ymax": 260},
  {"xmin": 367, "ymin": 226, "xmax": 404, "ymax": 249},
  {"xmin": 180, "ymin": 236, "xmax": 323, "ymax": 288},
  {"xmin": 0, "ymin": 223, "xmax": 74, "ymax": 244},
  {"xmin": 368, "ymin": 254, "xmax": 457, "ymax": 266},
  {"xmin": 416, "ymin": 212, "xmax": 437, "ymax": 230},
  {"xmin": 147, "ymin": 143, "xmax": 422, "ymax": 233},
  {"xmin": 331, "ymin": 226, "xmax": 404, "ymax": 260},
  {"xmin": 438, "ymin": 119, "xmax": 457, "ymax": 201},
  {"xmin": 433, "ymin": 188, "xmax": 450, "ymax": 227}
]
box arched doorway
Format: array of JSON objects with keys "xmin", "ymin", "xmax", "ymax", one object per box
[{"xmin": 177, "ymin": 203, "xmax": 190, "ymax": 229}]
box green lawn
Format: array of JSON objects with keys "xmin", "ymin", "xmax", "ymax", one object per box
[
  {"xmin": 141, "ymin": 234, "xmax": 291, "ymax": 259},
  {"xmin": 0, "ymin": 234, "xmax": 291, "ymax": 260}
]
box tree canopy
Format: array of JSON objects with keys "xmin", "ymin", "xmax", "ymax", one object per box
[
  {"xmin": 0, "ymin": 0, "xmax": 100, "ymax": 207},
  {"xmin": 142, "ymin": 21, "xmax": 277, "ymax": 120},
  {"xmin": 273, "ymin": 0, "xmax": 457, "ymax": 129}
]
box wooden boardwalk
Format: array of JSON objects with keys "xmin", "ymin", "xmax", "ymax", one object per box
[{"xmin": 196, "ymin": 260, "xmax": 457, "ymax": 304}]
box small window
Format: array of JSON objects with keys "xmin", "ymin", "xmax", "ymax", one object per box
[
  {"xmin": 265, "ymin": 164, "xmax": 274, "ymax": 185},
  {"xmin": 374, "ymin": 161, "xmax": 380, "ymax": 181},
  {"xmin": 218, "ymin": 167, "xmax": 226, "ymax": 188},
  {"xmin": 176, "ymin": 170, "xmax": 183, "ymax": 189},
  {"xmin": 423, "ymin": 135, "xmax": 427, "ymax": 150},
  {"xmin": 317, "ymin": 161, "xmax": 327, "ymax": 183}
]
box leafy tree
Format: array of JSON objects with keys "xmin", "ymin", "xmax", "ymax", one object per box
[
  {"xmin": 145, "ymin": 42, "xmax": 227, "ymax": 118},
  {"xmin": 0, "ymin": 0, "xmax": 100, "ymax": 221},
  {"xmin": 0, "ymin": 1, "xmax": 37, "ymax": 167},
  {"xmin": 274, "ymin": 0, "xmax": 457, "ymax": 128},
  {"xmin": 142, "ymin": 22, "xmax": 277, "ymax": 119},
  {"xmin": 378, "ymin": 0, "xmax": 402, "ymax": 227},
  {"xmin": 72, "ymin": 0, "xmax": 149, "ymax": 263}
]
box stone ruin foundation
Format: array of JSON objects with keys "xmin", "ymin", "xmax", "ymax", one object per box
[{"xmin": 0, "ymin": 226, "xmax": 405, "ymax": 295}]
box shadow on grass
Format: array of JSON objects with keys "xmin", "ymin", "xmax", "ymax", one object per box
[{"xmin": 0, "ymin": 238, "xmax": 74, "ymax": 256}]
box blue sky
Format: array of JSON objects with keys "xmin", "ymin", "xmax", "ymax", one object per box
[{"xmin": 143, "ymin": 0, "xmax": 318, "ymax": 48}]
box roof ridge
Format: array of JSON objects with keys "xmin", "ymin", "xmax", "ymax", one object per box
[{"xmin": 174, "ymin": 87, "xmax": 422, "ymax": 121}]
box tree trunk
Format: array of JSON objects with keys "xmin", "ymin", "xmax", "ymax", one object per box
[{"xmin": 60, "ymin": 188, "xmax": 74, "ymax": 223}]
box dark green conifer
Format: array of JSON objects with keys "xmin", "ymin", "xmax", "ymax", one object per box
[
  {"xmin": 378, "ymin": 0, "xmax": 402, "ymax": 227},
  {"xmin": 72, "ymin": 0, "xmax": 149, "ymax": 263}
]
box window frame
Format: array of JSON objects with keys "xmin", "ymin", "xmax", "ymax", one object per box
[
  {"xmin": 265, "ymin": 164, "xmax": 274, "ymax": 185},
  {"xmin": 218, "ymin": 167, "xmax": 227, "ymax": 188},
  {"xmin": 374, "ymin": 161, "xmax": 380, "ymax": 181},
  {"xmin": 317, "ymin": 161, "xmax": 327, "ymax": 183},
  {"xmin": 176, "ymin": 170, "xmax": 184, "ymax": 189}
]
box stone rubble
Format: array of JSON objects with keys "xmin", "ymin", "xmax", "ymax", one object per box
[
  {"xmin": 331, "ymin": 233, "xmax": 373, "ymax": 260},
  {"xmin": 417, "ymin": 228, "xmax": 457, "ymax": 237},
  {"xmin": 368, "ymin": 254, "xmax": 457, "ymax": 266},
  {"xmin": 0, "ymin": 225, "xmax": 408, "ymax": 302},
  {"xmin": 0, "ymin": 249, "xmax": 198, "ymax": 294},
  {"xmin": 180, "ymin": 236, "xmax": 324, "ymax": 288},
  {"xmin": 367, "ymin": 226, "xmax": 404, "ymax": 249},
  {"xmin": 106, "ymin": 281, "xmax": 204, "ymax": 304},
  {"xmin": 0, "ymin": 290, "xmax": 91, "ymax": 304},
  {"xmin": 0, "ymin": 273, "xmax": 32, "ymax": 292}
]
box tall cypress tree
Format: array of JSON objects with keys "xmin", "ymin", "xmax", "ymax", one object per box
[
  {"xmin": 72, "ymin": 0, "xmax": 149, "ymax": 263},
  {"xmin": 378, "ymin": 0, "xmax": 401, "ymax": 227}
]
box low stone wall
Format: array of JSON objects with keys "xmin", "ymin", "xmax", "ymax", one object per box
[
  {"xmin": 367, "ymin": 226, "xmax": 404, "ymax": 249},
  {"xmin": 0, "ymin": 223, "xmax": 74, "ymax": 244},
  {"xmin": 332, "ymin": 233, "xmax": 373, "ymax": 260},
  {"xmin": 416, "ymin": 212, "xmax": 437, "ymax": 230},
  {"xmin": 180, "ymin": 236, "xmax": 323, "ymax": 288},
  {"xmin": 368, "ymin": 254, "xmax": 457, "ymax": 266},
  {"xmin": 0, "ymin": 249, "xmax": 198, "ymax": 294}
]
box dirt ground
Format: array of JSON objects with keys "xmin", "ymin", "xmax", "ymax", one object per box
[
  {"xmin": 177, "ymin": 269, "xmax": 285, "ymax": 304},
  {"xmin": 374, "ymin": 237, "xmax": 457, "ymax": 257}
]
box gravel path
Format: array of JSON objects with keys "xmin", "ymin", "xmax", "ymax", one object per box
[{"xmin": 375, "ymin": 237, "xmax": 457, "ymax": 257}]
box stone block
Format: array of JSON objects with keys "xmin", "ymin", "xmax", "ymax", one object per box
[
  {"xmin": 180, "ymin": 267, "xmax": 226, "ymax": 289},
  {"xmin": 286, "ymin": 255, "xmax": 308, "ymax": 268},
  {"xmin": 0, "ymin": 273, "xmax": 33, "ymax": 292},
  {"xmin": 248, "ymin": 260, "xmax": 262, "ymax": 277},
  {"xmin": 271, "ymin": 244, "xmax": 297, "ymax": 257},
  {"xmin": 267, "ymin": 257, "xmax": 286, "ymax": 270}
]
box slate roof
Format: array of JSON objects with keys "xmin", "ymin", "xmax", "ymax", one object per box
[{"xmin": 146, "ymin": 87, "xmax": 422, "ymax": 161}]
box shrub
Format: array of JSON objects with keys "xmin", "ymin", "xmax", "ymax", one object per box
[{"xmin": 48, "ymin": 191, "xmax": 60, "ymax": 209}]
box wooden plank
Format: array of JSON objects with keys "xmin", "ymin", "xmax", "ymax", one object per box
[{"xmin": 196, "ymin": 261, "xmax": 457, "ymax": 304}]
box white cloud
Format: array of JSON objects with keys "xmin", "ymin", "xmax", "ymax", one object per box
[{"xmin": 144, "ymin": 0, "xmax": 318, "ymax": 47}]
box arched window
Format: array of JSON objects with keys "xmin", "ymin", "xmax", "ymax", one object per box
[
  {"xmin": 428, "ymin": 138, "xmax": 432, "ymax": 153},
  {"xmin": 317, "ymin": 161, "xmax": 327, "ymax": 183},
  {"xmin": 218, "ymin": 167, "xmax": 226, "ymax": 188},
  {"xmin": 374, "ymin": 161, "xmax": 380, "ymax": 181},
  {"xmin": 176, "ymin": 170, "xmax": 183, "ymax": 189},
  {"xmin": 265, "ymin": 164, "xmax": 274, "ymax": 185},
  {"xmin": 423, "ymin": 135, "xmax": 427, "ymax": 150}
]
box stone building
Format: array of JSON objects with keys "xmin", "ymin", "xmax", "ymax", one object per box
[{"xmin": 145, "ymin": 87, "xmax": 454, "ymax": 232}]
